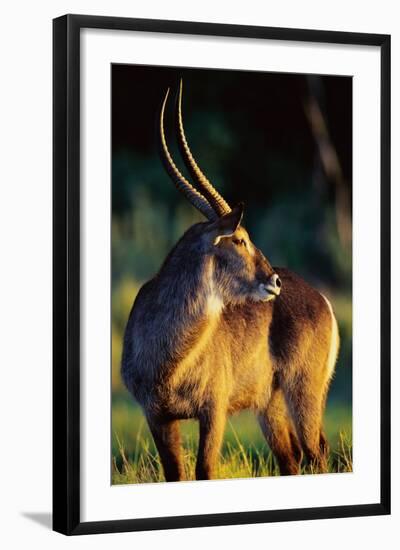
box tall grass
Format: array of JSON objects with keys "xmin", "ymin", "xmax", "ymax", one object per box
[
  {"xmin": 112, "ymin": 424, "xmax": 352, "ymax": 485},
  {"xmin": 112, "ymin": 394, "xmax": 352, "ymax": 484}
]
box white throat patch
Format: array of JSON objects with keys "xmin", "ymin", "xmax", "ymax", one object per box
[{"xmin": 206, "ymin": 292, "xmax": 224, "ymax": 315}]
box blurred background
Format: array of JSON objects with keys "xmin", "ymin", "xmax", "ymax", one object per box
[{"xmin": 111, "ymin": 64, "xmax": 352, "ymax": 482}]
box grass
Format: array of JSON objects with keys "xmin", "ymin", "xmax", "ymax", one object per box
[{"xmin": 112, "ymin": 396, "xmax": 352, "ymax": 485}]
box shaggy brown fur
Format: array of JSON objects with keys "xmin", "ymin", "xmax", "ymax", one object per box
[{"xmin": 121, "ymin": 207, "xmax": 339, "ymax": 481}]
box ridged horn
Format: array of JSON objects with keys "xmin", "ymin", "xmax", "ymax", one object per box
[
  {"xmin": 159, "ymin": 89, "xmax": 218, "ymax": 221},
  {"xmin": 176, "ymin": 79, "xmax": 232, "ymax": 217}
]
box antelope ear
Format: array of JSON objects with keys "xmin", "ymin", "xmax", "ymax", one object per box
[{"xmin": 212, "ymin": 203, "xmax": 244, "ymax": 245}]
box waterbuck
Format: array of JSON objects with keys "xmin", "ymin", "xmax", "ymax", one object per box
[{"xmin": 121, "ymin": 82, "xmax": 339, "ymax": 481}]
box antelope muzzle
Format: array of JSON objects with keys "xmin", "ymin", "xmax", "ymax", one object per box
[{"xmin": 258, "ymin": 273, "xmax": 282, "ymax": 302}]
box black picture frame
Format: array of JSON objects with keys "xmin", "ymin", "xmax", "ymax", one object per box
[{"xmin": 53, "ymin": 14, "xmax": 391, "ymax": 535}]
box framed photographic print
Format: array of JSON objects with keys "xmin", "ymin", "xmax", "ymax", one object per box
[{"xmin": 53, "ymin": 14, "xmax": 391, "ymax": 535}]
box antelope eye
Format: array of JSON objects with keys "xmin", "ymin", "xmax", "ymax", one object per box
[{"xmin": 232, "ymin": 238, "xmax": 246, "ymax": 247}]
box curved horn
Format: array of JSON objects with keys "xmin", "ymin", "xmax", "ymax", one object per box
[
  {"xmin": 159, "ymin": 89, "xmax": 218, "ymax": 221},
  {"xmin": 176, "ymin": 79, "xmax": 232, "ymax": 217}
]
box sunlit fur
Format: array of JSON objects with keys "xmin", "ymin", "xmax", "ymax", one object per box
[
  {"xmin": 321, "ymin": 294, "xmax": 340, "ymax": 384},
  {"xmin": 122, "ymin": 210, "xmax": 339, "ymax": 480}
]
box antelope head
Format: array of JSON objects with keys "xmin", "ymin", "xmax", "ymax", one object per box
[{"xmin": 159, "ymin": 81, "xmax": 282, "ymax": 305}]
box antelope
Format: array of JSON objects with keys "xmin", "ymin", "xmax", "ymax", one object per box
[{"xmin": 121, "ymin": 81, "xmax": 339, "ymax": 481}]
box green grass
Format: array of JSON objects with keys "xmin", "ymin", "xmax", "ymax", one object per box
[{"xmin": 112, "ymin": 395, "xmax": 352, "ymax": 484}]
